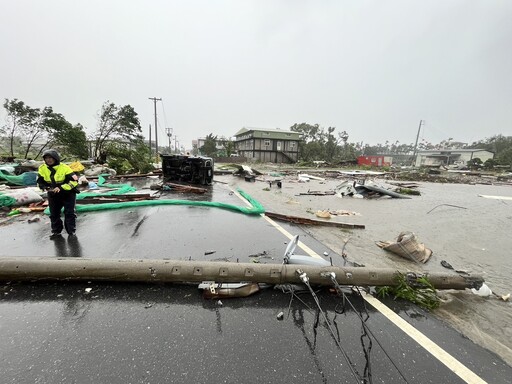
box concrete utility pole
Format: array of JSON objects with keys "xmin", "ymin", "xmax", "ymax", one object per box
[
  {"xmin": 166, "ymin": 127, "xmax": 173, "ymax": 153},
  {"xmin": 148, "ymin": 97, "xmax": 162, "ymax": 162},
  {"xmin": 0, "ymin": 257, "xmax": 484, "ymax": 290},
  {"xmin": 412, "ymin": 119, "xmax": 424, "ymax": 166},
  {"xmin": 148, "ymin": 124, "xmax": 152, "ymax": 158}
]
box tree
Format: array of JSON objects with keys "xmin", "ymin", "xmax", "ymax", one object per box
[
  {"xmin": 105, "ymin": 137, "xmax": 154, "ymax": 174},
  {"xmin": 290, "ymin": 123, "xmax": 323, "ymax": 161},
  {"xmin": 467, "ymin": 157, "xmax": 483, "ymax": 169},
  {"xmin": 220, "ymin": 137, "xmax": 235, "ymax": 156},
  {"xmin": 496, "ymin": 147, "xmax": 512, "ymax": 167},
  {"xmin": 290, "ymin": 123, "xmax": 320, "ymax": 143},
  {"xmin": 20, "ymin": 106, "xmax": 54, "ymax": 159},
  {"xmin": 1, "ymin": 99, "xmax": 83, "ymax": 159},
  {"xmin": 325, "ymin": 127, "xmax": 340, "ymax": 161},
  {"xmin": 93, "ymin": 101, "xmax": 142, "ymax": 160},
  {"xmin": 52, "ymin": 122, "xmax": 89, "ymax": 159},
  {"xmin": 201, "ymin": 133, "xmax": 218, "ymax": 157},
  {"xmin": 2, "ymin": 98, "xmax": 40, "ymax": 157}
]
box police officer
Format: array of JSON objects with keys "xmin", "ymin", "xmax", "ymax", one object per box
[{"xmin": 37, "ymin": 149, "xmax": 79, "ymax": 238}]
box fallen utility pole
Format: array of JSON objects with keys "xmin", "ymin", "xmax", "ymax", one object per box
[{"xmin": 0, "ymin": 258, "xmax": 483, "ymax": 290}]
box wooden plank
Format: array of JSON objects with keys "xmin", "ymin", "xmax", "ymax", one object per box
[{"xmin": 265, "ymin": 211, "xmax": 365, "ymax": 229}]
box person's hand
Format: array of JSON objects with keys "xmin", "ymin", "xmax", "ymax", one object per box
[{"xmin": 52, "ymin": 187, "xmax": 61, "ymax": 194}]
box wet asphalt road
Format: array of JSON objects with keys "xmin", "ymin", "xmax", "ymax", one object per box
[{"xmin": 1, "ymin": 182, "xmax": 511, "ymax": 383}]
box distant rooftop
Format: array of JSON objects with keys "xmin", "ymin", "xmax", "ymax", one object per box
[
  {"xmin": 235, "ymin": 127, "xmax": 295, "ymax": 136},
  {"xmin": 418, "ymin": 148, "xmax": 490, "ymax": 153}
]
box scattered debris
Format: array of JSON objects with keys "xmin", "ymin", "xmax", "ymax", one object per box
[
  {"xmin": 478, "ymin": 195, "xmax": 512, "ymax": 201},
  {"xmin": 27, "ymin": 215, "xmax": 41, "ymax": 223},
  {"xmin": 315, "ymin": 210, "xmax": 331, "ymax": 219},
  {"xmin": 395, "ymin": 187, "xmax": 421, "ymax": 196},
  {"xmin": 376, "ymin": 232, "xmax": 432, "ymax": 263},
  {"xmin": 276, "ymin": 311, "xmax": 284, "ymax": 320},
  {"xmin": 198, "ymin": 281, "xmax": 262, "ymax": 299},
  {"xmin": 388, "ymin": 182, "xmax": 420, "ymax": 189},
  {"xmin": 248, "ymin": 251, "xmax": 268, "ymax": 258},
  {"xmin": 78, "ymin": 194, "xmax": 155, "ymax": 204},
  {"xmin": 283, "ymin": 235, "xmax": 331, "ymax": 266},
  {"xmin": 157, "ymin": 183, "xmax": 207, "ymax": 194},
  {"xmin": 328, "ymin": 209, "xmax": 360, "ymax": 216},
  {"xmin": 427, "ymin": 204, "xmax": 467, "ymax": 214},
  {"xmin": 471, "ymin": 283, "xmax": 492, "ymax": 297},
  {"xmin": 298, "ymin": 190, "xmax": 335, "ymax": 196},
  {"xmin": 297, "ymin": 173, "xmax": 325, "ymax": 182},
  {"xmin": 335, "ymin": 180, "xmax": 411, "ymax": 199},
  {"xmin": 265, "ymin": 211, "xmax": 365, "ymax": 229}
]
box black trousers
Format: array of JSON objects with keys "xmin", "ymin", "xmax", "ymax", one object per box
[{"xmin": 48, "ymin": 191, "xmax": 77, "ymax": 234}]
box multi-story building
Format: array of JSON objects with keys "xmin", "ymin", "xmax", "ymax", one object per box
[{"xmin": 233, "ymin": 127, "xmax": 301, "ymax": 163}]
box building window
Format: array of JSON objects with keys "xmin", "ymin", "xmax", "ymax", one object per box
[{"xmin": 264, "ymin": 139, "xmax": 271, "ymax": 147}]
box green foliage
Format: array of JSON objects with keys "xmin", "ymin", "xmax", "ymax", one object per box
[
  {"xmin": 105, "ymin": 137, "xmax": 154, "ymax": 174},
  {"xmin": 377, "ymin": 273, "xmax": 440, "ymax": 311},
  {"xmin": 468, "ymin": 134, "xmax": 512, "ymax": 153},
  {"xmin": 1, "ymin": 98, "xmax": 82, "ymax": 159},
  {"xmin": 221, "ymin": 138, "xmax": 235, "ymax": 156},
  {"xmin": 47, "ymin": 117, "xmax": 89, "ymax": 159},
  {"xmin": 483, "ymin": 158, "xmax": 497, "ymax": 169},
  {"xmin": 467, "ymin": 157, "xmax": 483, "ymax": 169},
  {"xmin": 363, "ymin": 140, "xmax": 414, "ymax": 155},
  {"xmin": 94, "ymin": 101, "xmax": 142, "ymax": 160},
  {"xmin": 201, "ymin": 133, "xmax": 218, "ymax": 157},
  {"xmin": 2, "ymin": 98, "xmax": 46, "ymax": 158},
  {"xmin": 396, "ymin": 187, "xmax": 421, "ymax": 195},
  {"xmin": 496, "ymin": 147, "xmax": 512, "ymax": 167}
]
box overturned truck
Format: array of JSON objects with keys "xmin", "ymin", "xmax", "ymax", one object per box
[{"xmin": 161, "ymin": 154, "xmax": 214, "ymax": 186}]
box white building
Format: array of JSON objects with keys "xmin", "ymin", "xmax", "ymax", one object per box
[{"xmin": 415, "ymin": 149, "xmax": 494, "ymax": 167}]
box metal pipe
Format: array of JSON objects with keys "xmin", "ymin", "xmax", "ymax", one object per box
[{"xmin": 0, "ymin": 258, "xmax": 483, "ymax": 290}]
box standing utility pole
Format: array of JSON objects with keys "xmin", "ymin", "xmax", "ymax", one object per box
[
  {"xmin": 148, "ymin": 124, "xmax": 152, "ymax": 158},
  {"xmin": 165, "ymin": 127, "xmax": 173, "ymax": 153},
  {"xmin": 412, "ymin": 120, "xmax": 424, "ymax": 166},
  {"xmin": 148, "ymin": 97, "xmax": 162, "ymax": 162}
]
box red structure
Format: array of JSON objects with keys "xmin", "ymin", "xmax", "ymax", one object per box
[{"xmin": 357, "ymin": 155, "xmax": 392, "ymax": 167}]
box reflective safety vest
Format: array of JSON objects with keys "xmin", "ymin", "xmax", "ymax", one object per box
[{"xmin": 38, "ymin": 163, "xmax": 78, "ymax": 191}]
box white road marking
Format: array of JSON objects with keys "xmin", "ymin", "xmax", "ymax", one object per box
[
  {"xmin": 232, "ymin": 189, "xmax": 322, "ymax": 258},
  {"xmin": 364, "ymin": 294, "xmax": 487, "ymax": 384},
  {"xmin": 232, "ymin": 189, "xmax": 488, "ymax": 383}
]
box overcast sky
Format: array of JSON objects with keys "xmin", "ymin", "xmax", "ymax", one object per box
[{"xmin": 2, "ymin": 0, "xmax": 511, "ymax": 149}]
